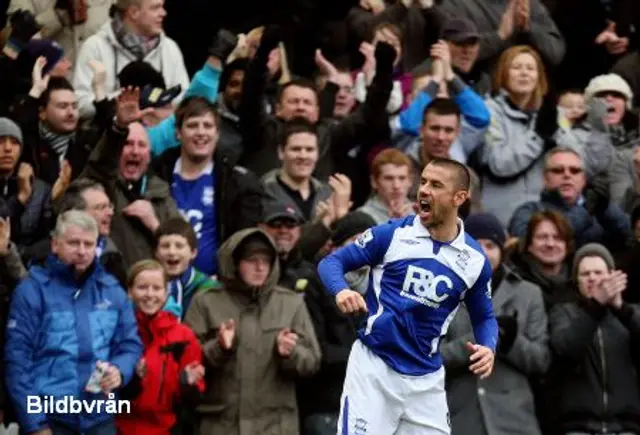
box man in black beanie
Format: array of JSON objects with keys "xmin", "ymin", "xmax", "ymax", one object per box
[{"xmin": 442, "ymin": 211, "xmax": 550, "ymax": 435}]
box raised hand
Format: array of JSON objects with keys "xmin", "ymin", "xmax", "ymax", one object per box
[
  {"xmin": 498, "ymin": 0, "xmax": 517, "ymax": 40},
  {"xmin": 359, "ymin": 42, "xmax": 376, "ymax": 83},
  {"xmin": 315, "ymin": 49, "xmax": 339, "ymax": 83},
  {"xmin": 115, "ymin": 87, "xmax": 154, "ymax": 128},
  {"xmin": 466, "ymin": 342, "xmax": 495, "ymax": 379},
  {"xmin": 328, "ymin": 173, "xmax": 352, "ymax": 220},
  {"xmin": 276, "ymin": 328, "xmax": 299, "ymax": 357},
  {"xmin": 515, "ymin": 0, "xmax": 530, "ymax": 31},
  {"xmin": 430, "ymin": 40, "xmax": 453, "ymax": 81},
  {"xmin": 89, "ymin": 60, "xmax": 107, "ymax": 101},
  {"xmin": 218, "ymin": 319, "xmax": 236, "ymax": 350},
  {"xmin": 600, "ymin": 270, "xmax": 627, "ymax": 308},
  {"xmin": 336, "ymin": 289, "xmax": 368, "ymax": 314},
  {"xmin": 16, "ymin": 163, "xmax": 34, "ymax": 206},
  {"xmin": 29, "ymin": 56, "xmax": 50, "ymax": 98},
  {"xmin": 52, "ymin": 160, "xmax": 72, "ymax": 201}
]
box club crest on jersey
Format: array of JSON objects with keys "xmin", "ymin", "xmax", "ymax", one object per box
[
  {"xmin": 456, "ymin": 250, "xmax": 470, "ymax": 270},
  {"xmin": 355, "ymin": 229, "xmax": 373, "ymax": 248},
  {"xmin": 202, "ymin": 186, "xmax": 214, "ymax": 206}
]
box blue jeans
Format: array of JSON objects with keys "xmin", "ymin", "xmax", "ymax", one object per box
[
  {"xmin": 304, "ymin": 413, "xmax": 339, "ymax": 435},
  {"xmin": 49, "ymin": 420, "xmax": 116, "ymax": 435}
]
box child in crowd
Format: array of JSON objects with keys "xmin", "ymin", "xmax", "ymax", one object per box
[
  {"xmin": 558, "ymin": 89, "xmax": 587, "ymax": 128},
  {"xmin": 117, "ymin": 260, "xmax": 205, "ymax": 435},
  {"xmin": 154, "ymin": 218, "xmax": 218, "ymax": 319}
]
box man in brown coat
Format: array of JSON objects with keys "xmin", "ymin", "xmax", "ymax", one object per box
[{"xmin": 185, "ymin": 227, "xmax": 321, "ymax": 435}]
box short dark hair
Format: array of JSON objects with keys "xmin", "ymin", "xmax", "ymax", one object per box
[
  {"xmin": 427, "ymin": 157, "xmax": 471, "ymax": 191},
  {"xmin": 39, "ymin": 77, "xmax": 74, "ymax": 108},
  {"xmin": 58, "ymin": 178, "xmax": 107, "ymax": 213},
  {"xmin": 278, "ymin": 117, "xmax": 317, "ymax": 149},
  {"xmin": 422, "ymin": 98, "xmax": 461, "ymax": 124},
  {"xmin": 277, "ymin": 78, "xmax": 319, "ymax": 104},
  {"xmin": 175, "ymin": 96, "xmax": 219, "ymax": 129},
  {"xmin": 220, "ymin": 58, "xmax": 248, "ymax": 91},
  {"xmin": 154, "ymin": 217, "xmax": 198, "ymax": 252}
]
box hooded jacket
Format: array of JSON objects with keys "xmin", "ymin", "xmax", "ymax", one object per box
[
  {"xmin": 116, "ymin": 306, "xmax": 205, "ymax": 435},
  {"xmin": 4, "ymin": 255, "xmax": 143, "ymax": 434},
  {"xmin": 73, "ymin": 20, "xmax": 190, "ymax": 119},
  {"xmin": 184, "ymin": 228, "xmax": 321, "ymax": 435}
]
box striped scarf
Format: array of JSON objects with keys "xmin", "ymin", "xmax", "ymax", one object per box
[
  {"xmin": 39, "ymin": 122, "xmax": 74, "ymax": 161},
  {"xmin": 111, "ymin": 13, "xmax": 160, "ymax": 60}
]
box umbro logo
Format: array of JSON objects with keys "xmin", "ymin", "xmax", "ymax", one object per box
[{"xmin": 399, "ymin": 239, "xmax": 420, "ymax": 245}]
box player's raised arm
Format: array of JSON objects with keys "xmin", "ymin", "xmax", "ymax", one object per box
[
  {"xmin": 317, "ymin": 222, "xmax": 393, "ymax": 313},
  {"xmin": 464, "ymin": 258, "xmax": 499, "ymax": 378}
]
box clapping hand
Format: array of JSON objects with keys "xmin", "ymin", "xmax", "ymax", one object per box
[
  {"xmin": 184, "ymin": 361, "xmax": 205, "ymax": 385},
  {"xmin": 115, "ymin": 87, "xmax": 154, "ymax": 128},
  {"xmin": 276, "ymin": 328, "xmax": 298, "ymax": 357},
  {"xmin": 218, "ymin": 319, "xmax": 236, "ymax": 350}
]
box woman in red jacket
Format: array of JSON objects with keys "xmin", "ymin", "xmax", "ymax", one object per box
[{"xmin": 117, "ymin": 260, "xmax": 205, "ymax": 435}]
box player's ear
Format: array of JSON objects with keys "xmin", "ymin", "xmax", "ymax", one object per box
[{"xmin": 453, "ymin": 190, "xmax": 469, "ymax": 207}]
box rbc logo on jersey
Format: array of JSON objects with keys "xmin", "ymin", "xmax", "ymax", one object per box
[{"xmin": 401, "ymin": 265, "xmax": 452, "ymax": 307}]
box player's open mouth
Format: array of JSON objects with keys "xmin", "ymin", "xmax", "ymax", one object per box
[{"xmin": 418, "ymin": 199, "xmax": 432, "ymax": 219}]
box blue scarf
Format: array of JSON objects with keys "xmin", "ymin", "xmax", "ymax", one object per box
[{"xmin": 167, "ymin": 266, "xmax": 195, "ymax": 318}]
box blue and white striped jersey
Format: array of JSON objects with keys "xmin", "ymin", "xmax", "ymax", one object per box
[{"xmin": 318, "ymin": 215, "xmax": 498, "ymax": 376}]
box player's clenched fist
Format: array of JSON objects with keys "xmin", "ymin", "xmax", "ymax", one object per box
[
  {"xmin": 336, "ymin": 289, "xmax": 368, "ymax": 314},
  {"xmin": 466, "ymin": 342, "xmax": 495, "ymax": 379}
]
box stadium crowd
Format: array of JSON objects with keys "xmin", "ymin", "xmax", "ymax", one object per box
[{"xmin": 0, "ymin": 0, "xmax": 640, "ymax": 434}]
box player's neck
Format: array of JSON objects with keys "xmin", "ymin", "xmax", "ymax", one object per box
[
  {"xmin": 180, "ymin": 155, "xmax": 212, "ymax": 181},
  {"xmin": 427, "ymin": 218, "xmax": 460, "ymax": 243}
]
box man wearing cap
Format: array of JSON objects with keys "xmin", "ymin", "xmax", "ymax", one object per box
[
  {"xmin": 185, "ymin": 228, "xmax": 320, "ymax": 435},
  {"xmin": 440, "ymin": 0, "xmax": 565, "ymax": 70},
  {"xmin": 442, "ymin": 212, "xmax": 549, "ymax": 435},
  {"xmin": 413, "ymin": 18, "xmax": 489, "ymax": 96},
  {"xmin": 73, "ymin": 0, "xmax": 190, "ymax": 119},
  {"xmin": 549, "ymin": 243, "xmax": 640, "ymax": 435},
  {"xmin": 0, "ymin": 117, "xmax": 54, "ymax": 264}
]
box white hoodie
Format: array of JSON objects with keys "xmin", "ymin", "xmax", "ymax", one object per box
[{"xmin": 73, "ymin": 20, "xmax": 190, "ymax": 119}]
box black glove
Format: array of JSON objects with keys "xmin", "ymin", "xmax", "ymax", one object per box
[
  {"xmin": 8, "ymin": 10, "xmax": 42, "ymax": 47},
  {"xmin": 497, "ymin": 314, "xmax": 518, "ymax": 354},
  {"xmin": 583, "ymin": 173, "xmax": 610, "ymax": 216},
  {"xmin": 374, "ymin": 41, "xmax": 396, "ymax": 77},
  {"xmin": 534, "ymin": 95, "xmax": 559, "ymax": 139},
  {"xmin": 209, "ymin": 29, "xmax": 238, "ymax": 63}
]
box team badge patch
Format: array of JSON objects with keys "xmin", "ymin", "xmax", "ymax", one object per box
[
  {"xmin": 355, "ymin": 229, "xmax": 373, "ymax": 248},
  {"xmin": 202, "ymin": 186, "xmax": 214, "ymax": 206}
]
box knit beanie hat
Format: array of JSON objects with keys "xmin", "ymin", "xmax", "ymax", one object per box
[
  {"xmin": 233, "ymin": 233, "xmax": 275, "ymax": 265},
  {"xmin": 118, "ymin": 60, "xmax": 166, "ymax": 89},
  {"xmin": 0, "ymin": 118, "xmax": 23, "ymax": 146},
  {"xmin": 332, "ymin": 212, "xmax": 377, "ymax": 247},
  {"xmin": 464, "ymin": 212, "xmax": 506, "ymax": 248},
  {"xmin": 16, "ymin": 38, "xmax": 64, "ymax": 76},
  {"xmin": 584, "ymin": 73, "xmax": 633, "ymax": 109},
  {"xmin": 572, "ymin": 243, "xmax": 615, "ymax": 280}
]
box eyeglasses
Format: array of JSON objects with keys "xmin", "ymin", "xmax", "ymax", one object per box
[
  {"xmin": 90, "ymin": 203, "xmax": 114, "ymax": 211},
  {"xmin": 546, "ymin": 166, "xmax": 583, "ymax": 175}
]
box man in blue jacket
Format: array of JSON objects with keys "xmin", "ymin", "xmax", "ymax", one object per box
[{"xmin": 4, "ymin": 210, "xmax": 143, "ymax": 435}]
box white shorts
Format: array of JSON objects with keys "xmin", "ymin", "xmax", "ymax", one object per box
[{"xmin": 337, "ymin": 340, "xmax": 450, "ymax": 435}]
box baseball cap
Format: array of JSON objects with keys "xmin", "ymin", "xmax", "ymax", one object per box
[
  {"xmin": 263, "ymin": 202, "xmax": 303, "ymax": 225},
  {"xmin": 441, "ymin": 18, "xmax": 480, "ymax": 44}
]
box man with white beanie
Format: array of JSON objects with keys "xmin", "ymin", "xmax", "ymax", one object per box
[{"xmin": 584, "ymin": 73, "xmax": 636, "ymax": 149}]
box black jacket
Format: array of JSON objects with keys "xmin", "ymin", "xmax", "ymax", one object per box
[
  {"xmin": 11, "ymin": 95, "xmax": 104, "ymax": 185},
  {"xmin": 152, "ymin": 147, "xmax": 264, "ymax": 245},
  {"xmin": 549, "ymin": 295, "xmax": 640, "ymax": 434},
  {"xmin": 294, "ymin": 248, "xmax": 360, "ymax": 417}
]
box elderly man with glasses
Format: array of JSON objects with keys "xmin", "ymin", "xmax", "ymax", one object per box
[{"xmin": 508, "ymin": 147, "xmax": 631, "ymax": 251}]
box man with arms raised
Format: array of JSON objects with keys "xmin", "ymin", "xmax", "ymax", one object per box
[{"xmin": 318, "ymin": 158, "xmax": 498, "ymax": 435}]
